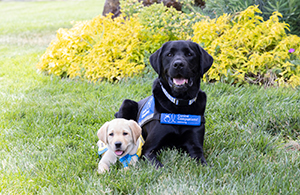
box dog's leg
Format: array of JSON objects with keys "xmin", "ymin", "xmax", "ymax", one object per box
[
  {"xmin": 98, "ymin": 162, "xmax": 109, "ymax": 174},
  {"xmin": 142, "ymin": 135, "xmax": 164, "ymax": 168},
  {"xmin": 188, "ymin": 148, "xmax": 207, "ymax": 166},
  {"xmin": 142, "ymin": 124, "xmax": 175, "ymax": 168},
  {"xmin": 143, "ymin": 150, "xmax": 164, "ymax": 169},
  {"xmin": 98, "ymin": 150, "xmax": 117, "ymax": 174},
  {"xmin": 185, "ymin": 128, "xmax": 207, "ymax": 166}
]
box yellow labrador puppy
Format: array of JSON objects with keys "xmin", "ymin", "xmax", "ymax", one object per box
[{"xmin": 97, "ymin": 118, "xmax": 144, "ymax": 173}]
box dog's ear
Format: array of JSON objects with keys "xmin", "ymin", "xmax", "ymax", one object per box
[
  {"xmin": 149, "ymin": 47, "xmax": 162, "ymax": 75},
  {"xmin": 127, "ymin": 120, "xmax": 141, "ymax": 145},
  {"xmin": 97, "ymin": 121, "xmax": 110, "ymax": 144},
  {"xmin": 150, "ymin": 42, "xmax": 169, "ymax": 75},
  {"xmin": 193, "ymin": 42, "xmax": 213, "ymax": 78}
]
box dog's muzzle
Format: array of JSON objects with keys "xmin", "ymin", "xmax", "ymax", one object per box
[
  {"xmin": 115, "ymin": 141, "xmax": 122, "ymax": 149},
  {"xmin": 114, "ymin": 141, "xmax": 124, "ymax": 156},
  {"xmin": 167, "ymin": 59, "xmax": 194, "ymax": 90},
  {"xmin": 172, "ymin": 60, "xmax": 184, "ymax": 70}
]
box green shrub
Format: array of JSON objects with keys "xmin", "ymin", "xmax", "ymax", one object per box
[
  {"xmin": 203, "ymin": 0, "xmax": 300, "ymax": 36},
  {"xmin": 37, "ymin": 3, "xmax": 300, "ymax": 87},
  {"xmin": 37, "ymin": 2, "xmax": 205, "ymax": 82},
  {"xmin": 37, "ymin": 14, "xmax": 145, "ymax": 82},
  {"xmin": 138, "ymin": 3, "xmax": 205, "ymax": 51},
  {"xmin": 192, "ymin": 5, "xmax": 300, "ymax": 87},
  {"xmin": 119, "ymin": 0, "xmax": 144, "ymax": 17},
  {"xmin": 120, "ymin": 0, "xmax": 205, "ymax": 53}
]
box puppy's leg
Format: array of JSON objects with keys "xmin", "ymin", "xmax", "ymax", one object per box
[
  {"xmin": 98, "ymin": 150, "xmax": 117, "ymax": 174},
  {"xmin": 122, "ymin": 155, "xmax": 139, "ymax": 171},
  {"xmin": 129, "ymin": 155, "xmax": 139, "ymax": 166},
  {"xmin": 98, "ymin": 162, "xmax": 109, "ymax": 173}
]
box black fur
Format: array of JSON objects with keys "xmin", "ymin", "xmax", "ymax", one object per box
[
  {"xmin": 114, "ymin": 99, "xmax": 138, "ymax": 120},
  {"xmin": 115, "ymin": 40, "xmax": 213, "ymax": 168}
]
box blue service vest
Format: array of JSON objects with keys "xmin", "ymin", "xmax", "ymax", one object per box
[{"xmin": 137, "ymin": 96, "xmax": 204, "ymax": 127}]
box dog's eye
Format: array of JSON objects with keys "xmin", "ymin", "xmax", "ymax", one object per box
[
  {"xmin": 123, "ymin": 132, "xmax": 128, "ymax": 136},
  {"xmin": 167, "ymin": 53, "xmax": 173, "ymax": 57},
  {"xmin": 186, "ymin": 52, "xmax": 192, "ymax": 56},
  {"xmin": 109, "ymin": 133, "xmax": 114, "ymax": 136}
]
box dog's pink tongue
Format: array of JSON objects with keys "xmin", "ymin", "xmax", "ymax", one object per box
[
  {"xmin": 173, "ymin": 78, "xmax": 188, "ymax": 85},
  {"xmin": 115, "ymin": 150, "xmax": 123, "ymax": 156}
]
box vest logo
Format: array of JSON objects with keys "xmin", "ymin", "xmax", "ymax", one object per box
[{"xmin": 160, "ymin": 113, "xmax": 201, "ymax": 126}]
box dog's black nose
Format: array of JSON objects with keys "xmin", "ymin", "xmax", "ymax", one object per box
[
  {"xmin": 173, "ymin": 60, "xmax": 184, "ymax": 69},
  {"xmin": 115, "ymin": 142, "xmax": 122, "ymax": 148}
]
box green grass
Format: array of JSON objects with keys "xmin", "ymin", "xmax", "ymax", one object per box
[{"xmin": 1, "ymin": 0, "xmax": 300, "ymax": 194}]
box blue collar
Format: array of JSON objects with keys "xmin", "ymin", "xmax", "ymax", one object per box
[
  {"xmin": 119, "ymin": 154, "xmax": 139, "ymax": 168},
  {"xmin": 160, "ymin": 82, "xmax": 197, "ymax": 106}
]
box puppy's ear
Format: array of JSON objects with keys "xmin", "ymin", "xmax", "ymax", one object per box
[
  {"xmin": 150, "ymin": 42, "xmax": 169, "ymax": 75},
  {"xmin": 97, "ymin": 122, "xmax": 110, "ymax": 144},
  {"xmin": 193, "ymin": 42, "xmax": 213, "ymax": 78},
  {"xmin": 127, "ymin": 120, "xmax": 141, "ymax": 145}
]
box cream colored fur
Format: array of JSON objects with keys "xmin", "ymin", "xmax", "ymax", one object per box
[{"xmin": 97, "ymin": 118, "xmax": 142, "ymax": 173}]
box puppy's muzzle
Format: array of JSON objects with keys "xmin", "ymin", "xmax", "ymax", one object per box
[{"xmin": 115, "ymin": 141, "xmax": 122, "ymax": 149}]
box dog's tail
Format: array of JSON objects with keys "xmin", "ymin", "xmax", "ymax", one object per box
[{"xmin": 114, "ymin": 99, "xmax": 139, "ymax": 121}]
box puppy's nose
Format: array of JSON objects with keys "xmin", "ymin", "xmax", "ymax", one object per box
[
  {"xmin": 115, "ymin": 142, "xmax": 122, "ymax": 148},
  {"xmin": 173, "ymin": 60, "xmax": 184, "ymax": 69}
]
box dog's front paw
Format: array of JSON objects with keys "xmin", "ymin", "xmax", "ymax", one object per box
[{"xmin": 97, "ymin": 163, "xmax": 109, "ymax": 174}]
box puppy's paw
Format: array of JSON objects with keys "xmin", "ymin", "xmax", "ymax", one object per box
[
  {"xmin": 129, "ymin": 156, "xmax": 139, "ymax": 167},
  {"xmin": 97, "ymin": 163, "xmax": 109, "ymax": 174}
]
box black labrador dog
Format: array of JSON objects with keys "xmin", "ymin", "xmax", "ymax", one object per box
[{"xmin": 115, "ymin": 40, "xmax": 213, "ymax": 168}]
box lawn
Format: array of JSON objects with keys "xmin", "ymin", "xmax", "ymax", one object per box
[{"xmin": 0, "ymin": 0, "xmax": 300, "ymax": 194}]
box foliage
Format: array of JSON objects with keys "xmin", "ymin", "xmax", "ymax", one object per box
[
  {"xmin": 203, "ymin": 0, "xmax": 300, "ymax": 36},
  {"xmin": 37, "ymin": 14, "xmax": 145, "ymax": 82},
  {"xmin": 120, "ymin": 0, "xmax": 205, "ymax": 51},
  {"xmin": 37, "ymin": 2, "xmax": 205, "ymax": 82},
  {"xmin": 120, "ymin": 0, "xmax": 202, "ymax": 16},
  {"xmin": 37, "ymin": 2, "xmax": 300, "ymax": 87},
  {"xmin": 119, "ymin": 0, "xmax": 144, "ymax": 17},
  {"xmin": 192, "ymin": 5, "xmax": 300, "ymax": 87},
  {"xmin": 137, "ymin": 2, "xmax": 205, "ymax": 52}
]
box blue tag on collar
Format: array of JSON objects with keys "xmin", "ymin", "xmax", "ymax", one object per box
[
  {"xmin": 119, "ymin": 154, "xmax": 139, "ymax": 168},
  {"xmin": 160, "ymin": 113, "xmax": 201, "ymax": 126}
]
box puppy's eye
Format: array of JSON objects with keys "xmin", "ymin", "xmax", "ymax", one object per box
[
  {"xmin": 123, "ymin": 132, "xmax": 128, "ymax": 136},
  {"xmin": 109, "ymin": 133, "xmax": 114, "ymax": 136},
  {"xmin": 187, "ymin": 52, "xmax": 192, "ymax": 56},
  {"xmin": 167, "ymin": 53, "xmax": 173, "ymax": 57}
]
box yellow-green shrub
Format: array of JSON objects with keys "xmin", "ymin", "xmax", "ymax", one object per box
[
  {"xmin": 37, "ymin": 14, "xmax": 145, "ymax": 82},
  {"xmin": 37, "ymin": 4, "xmax": 300, "ymax": 87},
  {"xmin": 122, "ymin": 1, "xmax": 206, "ymax": 59},
  {"xmin": 192, "ymin": 5, "xmax": 300, "ymax": 87},
  {"xmin": 37, "ymin": 2, "xmax": 205, "ymax": 82}
]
